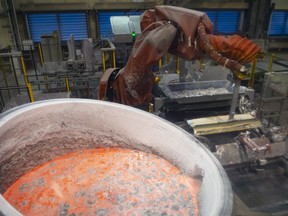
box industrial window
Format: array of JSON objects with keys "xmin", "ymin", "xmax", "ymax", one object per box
[
  {"xmin": 268, "ymin": 11, "xmax": 288, "ymax": 36},
  {"xmin": 98, "ymin": 11, "xmax": 142, "ymax": 38},
  {"xmin": 204, "ymin": 10, "xmax": 242, "ymax": 34},
  {"xmin": 27, "ymin": 13, "xmax": 88, "ymax": 42}
]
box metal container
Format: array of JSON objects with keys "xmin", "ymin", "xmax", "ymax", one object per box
[
  {"xmin": 0, "ymin": 99, "xmax": 233, "ymax": 215},
  {"xmin": 158, "ymin": 80, "xmax": 254, "ymax": 104}
]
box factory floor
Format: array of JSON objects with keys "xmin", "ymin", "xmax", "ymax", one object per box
[{"xmin": 234, "ymin": 195, "xmax": 270, "ymax": 216}]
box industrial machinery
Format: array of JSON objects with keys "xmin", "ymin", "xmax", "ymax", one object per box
[
  {"xmin": 37, "ymin": 34, "xmax": 100, "ymax": 98},
  {"xmin": 0, "ymin": 5, "xmax": 287, "ymax": 216},
  {"xmin": 98, "ymin": 5, "xmax": 261, "ymax": 107},
  {"xmin": 98, "ymin": 5, "xmax": 288, "ymax": 215},
  {"xmin": 98, "ymin": 5, "xmax": 263, "ymax": 142}
]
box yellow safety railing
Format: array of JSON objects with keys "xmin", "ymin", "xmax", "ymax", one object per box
[
  {"xmin": 20, "ymin": 55, "xmax": 35, "ymax": 102},
  {"xmin": 65, "ymin": 78, "xmax": 70, "ymax": 92}
]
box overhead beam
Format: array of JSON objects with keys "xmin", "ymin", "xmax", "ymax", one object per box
[
  {"xmin": 19, "ymin": 3, "xmax": 89, "ymax": 11},
  {"xmin": 94, "ymin": 2, "xmax": 157, "ymax": 10},
  {"xmin": 185, "ymin": 2, "xmax": 249, "ymax": 9}
]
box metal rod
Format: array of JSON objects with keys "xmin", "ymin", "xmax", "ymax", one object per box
[
  {"xmin": 4, "ymin": 0, "xmax": 17, "ymax": 50},
  {"xmin": 112, "ymin": 50, "xmax": 116, "ymax": 68},
  {"xmin": 20, "ymin": 55, "xmax": 29, "ymax": 85},
  {"xmin": 38, "ymin": 43, "xmax": 48, "ymax": 90},
  {"xmin": 167, "ymin": 53, "xmax": 171, "ymax": 64},
  {"xmin": 0, "ymin": 57, "xmax": 11, "ymax": 98},
  {"xmin": 268, "ymin": 53, "xmax": 275, "ymax": 73},
  {"xmin": 0, "ymin": 85, "xmax": 29, "ymax": 90},
  {"xmin": 0, "ymin": 88, "xmax": 5, "ymax": 110},
  {"xmin": 159, "ymin": 58, "xmax": 162, "ymax": 69},
  {"xmin": 10, "ymin": 0, "xmax": 22, "ymax": 50},
  {"xmin": 10, "ymin": 55, "xmax": 21, "ymax": 94},
  {"xmin": 229, "ymin": 78, "xmax": 241, "ymax": 121},
  {"xmin": 248, "ymin": 59, "xmax": 257, "ymax": 88},
  {"xmin": 148, "ymin": 103, "xmax": 154, "ymax": 113},
  {"xmin": 30, "ymin": 46, "xmax": 40, "ymax": 90},
  {"xmin": 102, "ymin": 51, "xmax": 106, "ymax": 72},
  {"xmin": 65, "ymin": 78, "xmax": 70, "ymax": 92},
  {"xmin": 26, "ymin": 83, "xmax": 35, "ymax": 102},
  {"xmin": 176, "ymin": 57, "xmax": 180, "ymax": 74},
  {"xmin": 199, "ymin": 59, "xmax": 203, "ymax": 71},
  {"xmin": 20, "ymin": 54, "xmax": 34, "ymax": 103},
  {"xmin": 0, "ymin": 52, "xmax": 21, "ymax": 57},
  {"xmin": 38, "ymin": 43, "xmax": 44, "ymax": 66}
]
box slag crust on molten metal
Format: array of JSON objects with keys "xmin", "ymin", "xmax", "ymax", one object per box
[
  {"xmin": 4, "ymin": 148, "xmax": 201, "ymax": 216},
  {"xmin": 99, "ymin": 5, "xmax": 261, "ymax": 106}
]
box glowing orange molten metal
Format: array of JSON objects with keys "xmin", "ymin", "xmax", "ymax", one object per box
[{"xmin": 4, "ymin": 148, "xmax": 201, "ymax": 215}]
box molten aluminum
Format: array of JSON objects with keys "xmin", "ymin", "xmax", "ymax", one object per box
[
  {"xmin": 0, "ymin": 99, "xmax": 233, "ymax": 215},
  {"xmin": 4, "ymin": 148, "xmax": 200, "ymax": 215}
]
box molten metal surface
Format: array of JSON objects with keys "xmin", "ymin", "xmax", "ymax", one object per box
[{"xmin": 4, "ymin": 148, "xmax": 200, "ymax": 215}]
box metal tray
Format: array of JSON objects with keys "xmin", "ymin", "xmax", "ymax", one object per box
[{"xmin": 158, "ymin": 80, "xmax": 244, "ymax": 104}]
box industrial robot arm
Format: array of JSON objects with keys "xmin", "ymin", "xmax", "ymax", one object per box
[{"xmin": 98, "ymin": 5, "xmax": 261, "ymax": 106}]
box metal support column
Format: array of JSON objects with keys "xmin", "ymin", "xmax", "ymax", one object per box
[
  {"xmin": 229, "ymin": 78, "xmax": 241, "ymax": 120},
  {"xmin": 9, "ymin": 55, "xmax": 21, "ymax": 94},
  {"xmin": 0, "ymin": 57, "xmax": 11, "ymax": 98}
]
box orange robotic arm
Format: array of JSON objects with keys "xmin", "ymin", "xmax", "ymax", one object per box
[{"xmin": 98, "ymin": 6, "xmax": 261, "ymax": 106}]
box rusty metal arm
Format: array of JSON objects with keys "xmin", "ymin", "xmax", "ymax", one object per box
[{"xmin": 197, "ymin": 23, "xmax": 247, "ymax": 73}]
